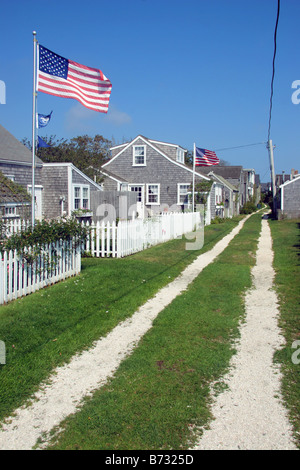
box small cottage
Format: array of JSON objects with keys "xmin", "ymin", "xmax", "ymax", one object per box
[{"xmin": 276, "ymin": 175, "xmax": 300, "ymax": 219}]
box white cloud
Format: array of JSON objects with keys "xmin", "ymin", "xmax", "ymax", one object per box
[
  {"xmin": 64, "ymin": 103, "xmax": 132, "ymax": 132},
  {"xmin": 65, "ymin": 104, "xmax": 95, "ymax": 132},
  {"xmin": 106, "ymin": 106, "xmax": 132, "ymax": 126}
]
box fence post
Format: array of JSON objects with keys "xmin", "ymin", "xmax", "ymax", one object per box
[
  {"xmin": 94, "ymin": 222, "xmax": 99, "ymax": 257},
  {"xmin": 117, "ymin": 221, "xmax": 123, "ymax": 258},
  {"xmin": 0, "ymin": 252, "xmax": 4, "ymax": 305},
  {"xmin": 13, "ymin": 249, "xmax": 18, "ymax": 300},
  {"xmin": 112, "ymin": 221, "xmax": 116, "ymax": 257}
]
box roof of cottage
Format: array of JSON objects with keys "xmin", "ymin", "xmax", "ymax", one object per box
[
  {"xmin": 0, "ymin": 124, "xmax": 43, "ymax": 166},
  {"xmin": 107, "ymin": 134, "xmax": 210, "ymax": 181},
  {"xmin": 208, "ymin": 171, "xmax": 239, "ymax": 191},
  {"xmin": 0, "ymin": 171, "xmax": 31, "ymax": 205},
  {"xmin": 197, "ymin": 165, "xmax": 244, "ymax": 179}
]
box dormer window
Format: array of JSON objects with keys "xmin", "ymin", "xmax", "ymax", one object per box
[
  {"xmin": 133, "ymin": 145, "xmax": 146, "ymax": 166},
  {"xmin": 176, "ymin": 148, "xmax": 185, "ymax": 164}
]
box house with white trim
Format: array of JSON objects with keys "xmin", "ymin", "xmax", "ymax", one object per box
[
  {"xmin": 206, "ymin": 171, "xmax": 240, "ymax": 218},
  {"xmin": 101, "ymin": 135, "xmax": 214, "ymax": 221},
  {"xmin": 0, "ymin": 124, "xmax": 102, "ymax": 221},
  {"xmin": 0, "ymin": 171, "xmax": 31, "ymax": 222},
  {"xmin": 276, "ymin": 174, "xmax": 300, "ymax": 219}
]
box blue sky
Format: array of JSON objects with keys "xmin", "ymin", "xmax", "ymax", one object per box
[{"xmin": 0, "ymin": 0, "xmax": 299, "ymax": 182}]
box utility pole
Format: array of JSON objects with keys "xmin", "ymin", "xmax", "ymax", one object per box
[{"xmin": 267, "ymin": 139, "xmax": 276, "ymax": 215}]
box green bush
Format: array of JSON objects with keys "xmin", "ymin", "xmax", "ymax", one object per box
[
  {"xmin": 0, "ymin": 217, "xmax": 89, "ymax": 263},
  {"xmin": 211, "ymin": 216, "xmax": 225, "ymax": 224},
  {"xmin": 240, "ymin": 201, "xmax": 258, "ymax": 214}
]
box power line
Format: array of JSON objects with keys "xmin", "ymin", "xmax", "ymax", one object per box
[
  {"xmin": 214, "ymin": 1, "xmax": 280, "ymax": 156},
  {"xmin": 267, "ymin": 0, "xmax": 280, "ymax": 142},
  {"xmin": 213, "ymin": 142, "xmax": 266, "ymax": 152}
]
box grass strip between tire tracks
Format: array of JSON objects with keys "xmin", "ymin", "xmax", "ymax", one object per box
[
  {"xmin": 45, "ymin": 213, "xmax": 262, "ymax": 450},
  {"xmin": 0, "ymin": 215, "xmax": 245, "ymax": 423}
]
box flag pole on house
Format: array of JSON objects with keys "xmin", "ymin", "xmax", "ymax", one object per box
[
  {"xmin": 31, "ymin": 34, "xmax": 112, "ymax": 225},
  {"xmin": 31, "ymin": 31, "xmax": 38, "ymax": 227},
  {"xmin": 192, "ymin": 143, "xmax": 196, "ymax": 212}
]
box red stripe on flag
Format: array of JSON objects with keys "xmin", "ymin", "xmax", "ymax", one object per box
[{"xmin": 37, "ymin": 46, "xmax": 112, "ymax": 113}]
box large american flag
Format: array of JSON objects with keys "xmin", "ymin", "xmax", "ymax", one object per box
[
  {"xmin": 195, "ymin": 147, "xmax": 220, "ymax": 166},
  {"xmin": 37, "ymin": 45, "xmax": 112, "ymax": 113}
]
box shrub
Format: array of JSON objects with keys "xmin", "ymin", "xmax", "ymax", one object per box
[
  {"xmin": 211, "ymin": 216, "xmax": 225, "ymax": 224},
  {"xmin": 240, "ymin": 201, "xmax": 258, "ymax": 214},
  {"xmin": 1, "ymin": 217, "xmax": 89, "ymax": 264}
]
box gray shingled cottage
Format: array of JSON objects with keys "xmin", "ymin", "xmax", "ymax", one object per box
[
  {"xmin": 276, "ymin": 175, "xmax": 300, "ymax": 219},
  {"xmin": 198, "ymin": 165, "xmax": 257, "ymax": 209},
  {"xmin": 0, "ymin": 124, "xmax": 102, "ymax": 221},
  {"xmin": 0, "ymin": 171, "xmax": 31, "ymax": 221},
  {"xmin": 101, "ymin": 135, "xmax": 217, "ymax": 220},
  {"xmin": 206, "ymin": 171, "xmax": 240, "ymax": 218}
]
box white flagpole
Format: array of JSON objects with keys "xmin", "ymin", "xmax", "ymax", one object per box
[
  {"xmin": 192, "ymin": 143, "xmax": 195, "ymax": 212},
  {"xmin": 31, "ymin": 31, "xmax": 38, "ymax": 227}
]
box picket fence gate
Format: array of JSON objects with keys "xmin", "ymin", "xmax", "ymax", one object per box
[
  {"xmin": 0, "ymin": 240, "xmax": 81, "ymax": 305},
  {"xmin": 84, "ymin": 211, "xmax": 202, "ymax": 258}
]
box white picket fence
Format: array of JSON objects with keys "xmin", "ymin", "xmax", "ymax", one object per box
[
  {"xmin": 84, "ymin": 211, "xmax": 202, "ymax": 258},
  {"xmin": 2, "ymin": 218, "xmax": 30, "ymax": 237},
  {"xmin": 0, "ymin": 212, "xmax": 201, "ymax": 304},
  {"xmin": 0, "ymin": 240, "xmax": 81, "ymax": 305}
]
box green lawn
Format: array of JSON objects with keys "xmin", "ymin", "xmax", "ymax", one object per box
[
  {"xmin": 0, "ymin": 216, "xmax": 243, "ymax": 423},
  {"xmin": 46, "ymin": 213, "xmax": 262, "ymax": 450},
  {"xmin": 269, "ymin": 218, "xmax": 300, "ymax": 448}
]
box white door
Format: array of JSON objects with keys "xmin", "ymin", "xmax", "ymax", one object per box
[
  {"xmin": 129, "ymin": 185, "xmax": 145, "ymax": 218},
  {"xmin": 28, "ymin": 186, "xmax": 43, "ymax": 221}
]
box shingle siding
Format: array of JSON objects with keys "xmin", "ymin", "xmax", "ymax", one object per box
[
  {"xmin": 102, "ymin": 177, "xmax": 119, "ymax": 191},
  {"xmin": 104, "ymin": 137, "xmax": 206, "ymax": 210},
  {"xmin": 41, "ymin": 166, "xmax": 69, "ymax": 219},
  {"xmin": 0, "ymin": 171, "xmax": 31, "ymax": 221},
  {"xmin": 91, "ymin": 191, "xmax": 138, "ymax": 222},
  {"xmin": 279, "ymin": 177, "xmax": 300, "ymax": 219},
  {"xmin": 0, "ymin": 163, "xmax": 42, "ymax": 188},
  {"xmin": 0, "ymin": 125, "xmax": 104, "ymax": 222},
  {"xmin": 148, "ymin": 141, "xmax": 178, "ymax": 161}
]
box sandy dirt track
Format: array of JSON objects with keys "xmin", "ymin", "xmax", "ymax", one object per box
[
  {"xmin": 192, "ymin": 217, "xmax": 297, "ymax": 450},
  {"xmin": 0, "ymin": 214, "xmax": 297, "ymax": 450},
  {"xmin": 0, "ymin": 215, "xmax": 250, "ymax": 450}
]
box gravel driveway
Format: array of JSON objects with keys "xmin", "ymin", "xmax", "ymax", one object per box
[
  {"xmin": 192, "ymin": 217, "xmax": 297, "ymax": 450},
  {"xmin": 0, "ymin": 214, "xmax": 297, "ymax": 450},
  {"xmin": 0, "ymin": 215, "xmax": 250, "ymax": 450}
]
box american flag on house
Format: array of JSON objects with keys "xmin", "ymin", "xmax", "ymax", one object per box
[
  {"xmin": 37, "ymin": 45, "xmax": 112, "ymax": 113},
  {"xmin": 195, "ymin": 147, "xmax": 220, "ymax": 166}
]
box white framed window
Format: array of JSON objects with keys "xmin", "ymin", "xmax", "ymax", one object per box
[
  {"xmin": 130, "ymin": 185, "xmax": 144, "ymax": 202},
  {"xmin": 73, "ymin": 185, "xmax": 90, "ymax": 210},
  {"xmin": 133, "ymin": 145, "xmax": 146, "ymax": 166},
  {"xmin": 177, "ymin": 184, "xmax": 190, "ymax": 205},
  {"xmin": 215, "ymin": 186, "xmax": 222, "ymax": 205},
  {"xmin": 146, "ymin": 184, "xmax": 160, "ymax": 205},
  {"xmin": 4, "ymin": 175, "xmax": 15, "ymax": 182},
  {"xmin": 4, "ymin": 206, "xmax": 17, "ymax": 217},
  {"xmin": 176, "ymin": 148, "xmax": 185, "ymax": 164}
]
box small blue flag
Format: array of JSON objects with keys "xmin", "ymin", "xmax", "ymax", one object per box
[
  {"xmin": 38, "ymin": 136, "xmax": 50, "ymax": 148},
  {"xmin": 37, "ymin": 111, "xmax": 52, "ymax": 128}
]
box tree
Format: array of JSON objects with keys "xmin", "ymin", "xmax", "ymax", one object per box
[
  {"xmin": 188, "ymin": 180, "xmax": 213, "ymax": 213},
  {"xmin": 22, "ymin": 134, "xmax": 113, "ymax": 183}
]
